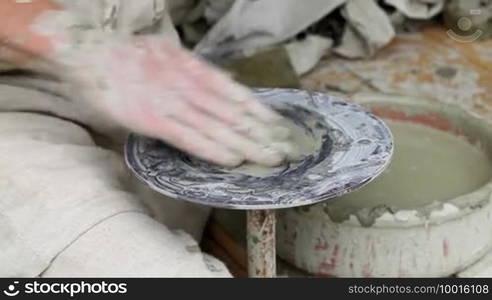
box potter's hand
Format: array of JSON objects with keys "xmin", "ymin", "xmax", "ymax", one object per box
[
  {"xmin": 0, "ymin": 0, "xmax": 290, "ymax": 167},
  {"xmin": 63, "ymin": 37, "xmax": 290, "ymax": 167}
]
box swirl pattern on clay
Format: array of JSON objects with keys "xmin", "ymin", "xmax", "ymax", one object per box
[{"xmin": 125, "ymin": 88, "xmax": 393, "ymax": 209}]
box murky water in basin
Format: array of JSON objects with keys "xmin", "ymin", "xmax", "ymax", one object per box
[{"xmin": 328, "ymin": 120, "xmax": 492, "ymax": 211}]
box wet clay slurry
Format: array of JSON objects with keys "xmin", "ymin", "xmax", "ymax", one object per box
[
  {"xmin": 325, "ymin": 120, "xmax": 492, "ymax": 224},
  {"xmin": 225, "ymin": 116, "xmax": 325, "ymax": 177}
]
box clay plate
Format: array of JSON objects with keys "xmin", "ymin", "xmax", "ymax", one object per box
[{"xmin": 125, "ymin": 88, "xmax": 393, "ymax": 209}]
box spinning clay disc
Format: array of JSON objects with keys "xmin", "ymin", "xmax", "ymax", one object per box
[{"xmin": 125, "ymin": 88, "xmax": 393, "ymax": 209}]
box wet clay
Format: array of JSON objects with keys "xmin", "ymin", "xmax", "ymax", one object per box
[
  {"xmin": 224, "ymin": 117, "xmax": 324, "ymax": 177},
  {"xmin": 324, "ymin": 120, "xmax": 492, "ymax": 224}
]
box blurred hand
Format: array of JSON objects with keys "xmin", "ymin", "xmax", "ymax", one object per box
[
  {"xmin": 59, "ymin": 37, "xmax": 290, "ymax": 167},
  {"xmin": 0, "ymin": 1, "xmax": 291, "ymax": 167}
]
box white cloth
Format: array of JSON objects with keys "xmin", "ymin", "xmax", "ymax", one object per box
[
  {"xmin": 42, "ymin": 213, "xmax": 229, "ymax": 277},
  {"xmin": 0, "ymin": 110, "xmax": 229, "ymax": 277},
  {"xmin": 194, "ymin": 0, "xmax": 444, "ymax": 61},
  {"xmin": 0, "ymin": 0, "xmax": 229, "ymax": 277},
  {"xmin": 204, "ymin": 0, "xmax": 235, "ymax": 24},
  {"xmin": 285, "ymin": 35, "xmax": 333, "ymax": 75},
  {"xmin": 195, "ymin": 0, "xmax": 345, "ymax": 58},
  {"xmin": 385, "ymin": 0, "xmax": 445, "ymax": 20},
  {"xmin": 458, "ymin": 251, "xmax": 492, "ymax": 278},
  {"xmin": 335, "ymin": 0, "xmax": 395, "ymax": 58}
]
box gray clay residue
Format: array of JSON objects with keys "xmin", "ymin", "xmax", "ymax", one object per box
[
  {"xmin": 125, "ymin": 88, "xmax": 394, "ymax": 210},
  {"xmin": 225, "ymin": 107, "xmax": 327, "ymax": 177}
]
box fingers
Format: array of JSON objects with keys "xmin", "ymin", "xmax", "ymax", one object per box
[
  {"xmin": 80, "ymin": 38, "xmax": 297, "ymax": 167},
  {"xmin": 178, "ymin": 83, "xmax": 293, "ymax": 153},
  {"xmin": 198, "ymin": 68, "xmax": 282, "ymax": 124},
  {"xmin": 155, "ymin": 47, "xmax": 295, "ymax": 165},
  {"xmin": 176, "ymin": 77, "xmax": 247, "ymax": 126},
  {"xmin": 170, "ymin": 58, "xmax": 291, "ymax": 146},
  {"xmin": 129, "ymin": 87, "xmax": 286, "ymax": 167},
  {"xmin": 149, "ymin": 116, "xmax": 245, "ymax": 167},
  {"xmin": 174, "ymin": 48, "xmax": 283, "ymax": 124},
  {"xmin": 177, "ymin": 107, "xmax": 285, "ymax": 167}
]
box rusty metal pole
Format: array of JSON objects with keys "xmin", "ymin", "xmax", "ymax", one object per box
[{"xmin": 246, "ymin": 209, "xmax": 276, "ymax": 278}]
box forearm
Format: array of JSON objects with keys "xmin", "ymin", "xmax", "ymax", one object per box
[{"xmin": 0, "ymin": 0, "xmax": 61, "ymax": 66}]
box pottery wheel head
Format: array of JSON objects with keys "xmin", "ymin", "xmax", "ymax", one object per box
[{"xmin": 125, "ymin": 88, "xmax": 393, "ymax": 210}]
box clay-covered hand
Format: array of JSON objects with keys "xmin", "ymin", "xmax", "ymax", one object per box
[
  {"xmin": 60, "ymin": 37, "xmax": 291, "ymax": 167},
  {"xmin": 0, "ymin": 1, "xmax": 292, "ymax": 167}
]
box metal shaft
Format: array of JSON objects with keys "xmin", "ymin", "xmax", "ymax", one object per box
[{"xmin": 246, "ymin": 209, "xmax": 276, "ymax": 278}]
